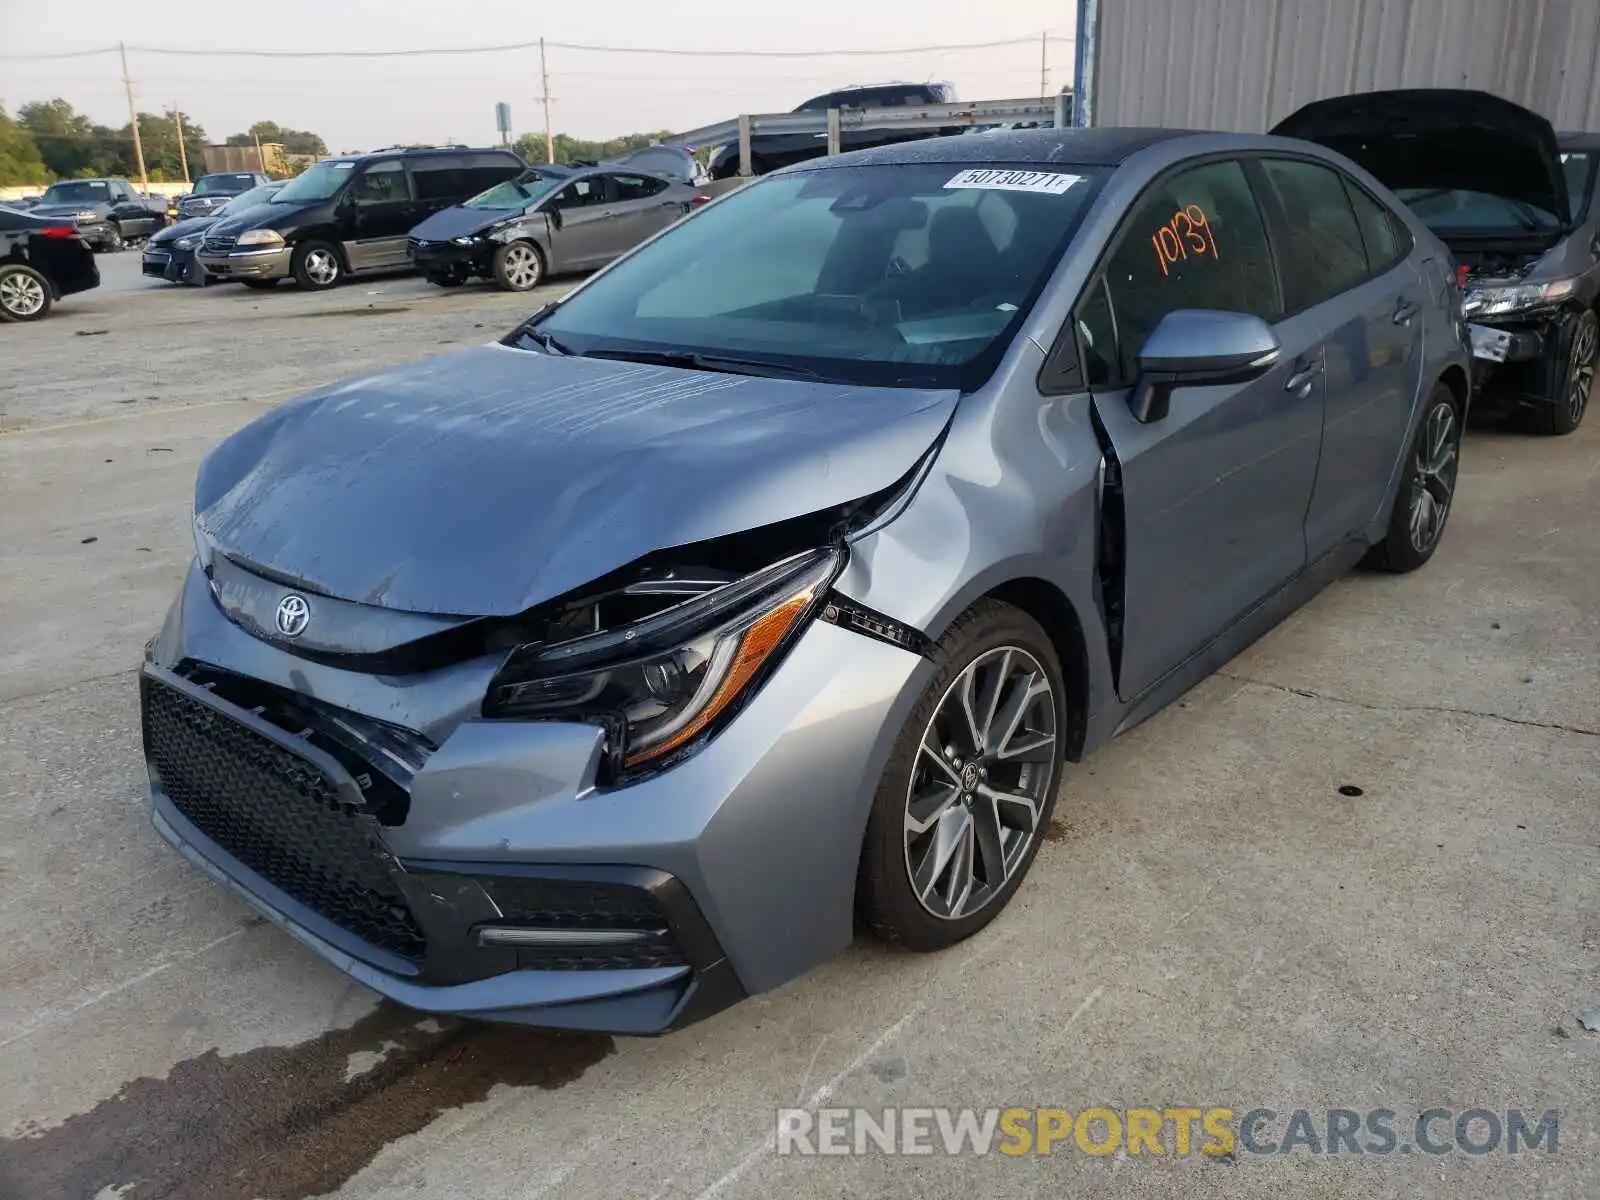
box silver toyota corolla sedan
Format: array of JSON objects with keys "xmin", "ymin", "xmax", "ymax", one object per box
[{"xmin": 141, "ymin": 128, "xmax": 1471, "ymax": 1034}]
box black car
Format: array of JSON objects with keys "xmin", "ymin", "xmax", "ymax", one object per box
[
  {"xmin": 708, "ymin": 81, "xmax": 959, "ymax": 178},
  {"xmin": 28, "ymin": 177, "xmax": 168, "ymax": 251},
  {"xmin": 0, "ymin": 205, "xmax": 100, "ymax": 322},
  {"xmin": 144, "ymin": 182, "xmax": 284, "ymax": 285},
  {"xmin": 176, "ymin": 172, "xmax": 272, "ymax": 221},
  {"xmin": 197, "ymin": 147, "xmax": 525, "ymax": 290}
]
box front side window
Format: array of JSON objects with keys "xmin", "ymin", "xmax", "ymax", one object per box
[
  {"xmin": 552, "ymin": 177, "xmax": 604, "ymax": 209},
  {"xmin": 608, "ymin": 173, "xmax": 667, "ymax": 202},
  {"xmin": 351, "ymin": 161, "xmax": 410, "ymax": 205},
  {"xmin": 530, "ymin": 161, "xmax": 1106, "ymax": 389},
  {"xmin": 1260, "ymin": 158, "xmax": 1369, "ymax": 310},
  {"xmin": 1078, "ymin": 158, "xmax": 1281, "ymax": 386}
]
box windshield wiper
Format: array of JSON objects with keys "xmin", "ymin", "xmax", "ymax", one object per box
[
  {"xmin": 504, "ymin": 303, "xmax": 575, "ymax": 355},
  {"xmin": 579, "ymin": 348, "xmax": 827, "ymax": 381}
]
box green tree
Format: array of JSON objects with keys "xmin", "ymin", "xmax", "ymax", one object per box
[
  {"xmin": 0, "ymin": 106, "xmax": 49, "ymax": 186},
  {"xmin": 19, "ymin": 98, "xmax": 97, "ymax": 177},
  {"xmin": 514, "ymin": 129, "xmax": 679, "ymax": 165},
  {"xmin": 128, "ymin": 111, "xmax": 208, "ymax": 182},
  {"xmin": 226, "ymin": 121, "xmax": 328, "ymax": 157}
]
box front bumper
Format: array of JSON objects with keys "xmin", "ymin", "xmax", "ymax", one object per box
[
  {"xmin": 1466, "ymin": 310, "xmax": 1572, "ymax": 408},
  {"xmin": 197, "ymin": 244, "xmax": 292, "ymax": 279},
  {"xmin": 410, "ymin": 239, "xmax": 489, "ymax": 276},
  {"xmin": 142, "ymin": 246, "xmax": 204, "ymax": 283},
  {"xmin": 141, "ymin": 561, "xmax": 928, "ymax": 1031}
]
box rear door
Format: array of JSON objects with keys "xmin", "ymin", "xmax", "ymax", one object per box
[
  {"xmin": 345, "ymin": 160, "xmax": 418, "ymax": 269},
  {"xmin": 1072, "ymin": 157, "xmax": 1326, "ymax": 700},
  {"xmin": 603, "ymin": 172, "xmax": 681, "ymax": 251},
  {"xmin": 1255, "ymin": 157, "xmax": 1424, "ymax": 557}
]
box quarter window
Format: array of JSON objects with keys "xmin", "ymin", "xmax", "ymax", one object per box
[
  {"xmin": 1259, "ymin": 158, "xmax": 1368, "ymax": 309},
  {"xmin": 1345, "ymin": 181, "xmax": 1410, "ymax": 274},
  {"xmin": 1076, "ymin": 158, "xmax": 1282, "ymax": 386}
]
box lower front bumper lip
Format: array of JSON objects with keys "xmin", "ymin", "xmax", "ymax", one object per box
[
  {"xmin": 150, "ymin": 794, "xmax": 728, "ymax": 1032},
  {"xmin": 197, "ymin": 245, "xmax": 292, "ymax": 279}
]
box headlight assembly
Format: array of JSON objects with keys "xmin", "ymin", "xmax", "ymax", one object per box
[
  {"xmin": 483, "ymin": 546, "xmax": 844, "ymax": 774},
  {"xmin": 176, "ymin": 237, "xmax": 197, "ymax": 250},
  {"xmin": 76, "ymin": 210, "xmax": 101, "ymax": 221},
  {"xmin": 236, "ymin": 228, "xmax": 285, "ymax": 247},
  {"xmin": 1463, "ymin": 278, "xmax": 1578, "ymax": 317},
  {"xmin": 451, "ymin": 235, "xmax": 480, "ymax": 246}
]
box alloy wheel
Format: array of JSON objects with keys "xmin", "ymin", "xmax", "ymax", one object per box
[
  {"xmin": 1408, "ymin": 401, "xmax": 1459, "ymax": 554},
  {"xmin": 1567, "ymin": 313, "xmax": 1596, "ymax": 425},
  {"xmin": 502, "ymin": 244, "xmax": 541, "ymax": 290},
  {"xmin": 903, "ymin": 646, "xmax": 1057, "ymax": 920},
  {"xmin": 304, "ymin": 249, "xmax": 340, "ymax": 286},
  {"xmin": 0, "ymin": 272, "xmax": 46, "ymax": 318}
]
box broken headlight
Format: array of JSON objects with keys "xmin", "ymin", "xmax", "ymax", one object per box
[
  {"xmin": 1463, "ymin": 277, "xmax": 1578, "ymax": 317},
  {"xmin": 483, "ymin": 546, "xmax": 843, "ymax": 772}
]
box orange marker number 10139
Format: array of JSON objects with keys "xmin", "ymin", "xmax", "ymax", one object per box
[{"xmin": 1152, "ymin": 205, "xmax": 1219, "ymax": 276}]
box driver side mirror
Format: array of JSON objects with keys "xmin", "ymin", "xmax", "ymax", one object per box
[{"xmin": 1128, "ymin": 309, "xmax": 1281, "ymax": 424}]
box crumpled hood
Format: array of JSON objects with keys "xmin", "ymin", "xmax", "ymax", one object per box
[
  {"xmin": 1272, "ymin": 89, "xmax": 1569, "ymax": 226},
  {"xmin": 196, "ymin": 344, "xmax": 957, "ymax": 616},
  {"xmin": 408, "ymin": 205, "xmax": 516, "ymax": 242}
]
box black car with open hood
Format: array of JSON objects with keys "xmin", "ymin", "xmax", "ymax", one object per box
[{"xmin": 1275, "ymin": 88, "xmax": 1595, "ymax": 435}]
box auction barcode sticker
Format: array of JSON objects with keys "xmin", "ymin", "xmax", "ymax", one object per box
[{"xmin": 944, "ymin": 169, "xmax": 1083, "ymax": 195}]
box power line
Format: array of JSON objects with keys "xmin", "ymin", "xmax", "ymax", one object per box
[{"xmin": 3, "ymin": 35, "xmax": 1071, "ymax": 63}]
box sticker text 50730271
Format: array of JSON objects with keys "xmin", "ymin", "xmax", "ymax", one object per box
[
  {"xmin": 944, "ymin": 169, "xmax": 1084, "ymax": 195},
  {"xmin": 1152, "ymin": 205, "xmax": 1218, "ymax": 276}
]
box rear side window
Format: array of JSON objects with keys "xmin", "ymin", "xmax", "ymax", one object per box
[
  {"xmin": 465, "ymin": 153, "xmax": 522, "ymax": 192},
  {"xmin": 1259, "ymin": 159, "xmax": 1368, "ymax": 309},
  {"xmin": 607, "ymin": 173, "xmax": 667, "ymax": 202},
  {"xmin": 1345, "ymin": 181, "xmax": 1410, "ymax": 274},
  {"xmin": 409, "ymin": 156, "xmax": 467, "ymax": 202},
  {"xmin": 351, "ymin": 161, "xmax": 411, "ymax": 204},
  {"xmin": 1077, "ymin": 158, "xmax": 1282, "ymax": 386}
]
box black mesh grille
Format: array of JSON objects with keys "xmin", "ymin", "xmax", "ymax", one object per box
[
  {"xmin": 142, "ymin": 675, "xmax": 427, "ymax": 961},
  {"xmin": 200, "ymin": 234, "xmax": 236, "ymax": 254},
  {"xmin": 480, "ymin": 876, "xmax": 689, "ymax": 970}
]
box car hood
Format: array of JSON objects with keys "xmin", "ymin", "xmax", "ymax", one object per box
[
  {"xmin": 32, "ymin": 202, "xmax": 106, "ymax": 218},
  {"xmin": 195, "ymin": 344, "xmax": 958, "ymax": 616},
  {"xmin": 208, "ymin": 201, "xmax": 308, "ymax": 236},
  {"xmin": 152, "ymin": 216, "xmax": 218, "ymax": 244},
  {"xmin": 1272, "ymin": 89, "xmax": 1569, "ymax": 225},
  {"xmin": 409, "ymin": 205, "xmax": 518, "ymax": 241}
]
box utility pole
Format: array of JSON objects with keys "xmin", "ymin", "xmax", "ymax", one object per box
[
  {"xmin": 172, "ymin": 106, "xmax": 190, "ymax": 184},
  {"xmin": 254, "ymin": 132, "xmax": 265, "ymax": 175},
  {"xmin": 539, "ymin": 38, "xmax": 554, "ymax": 163},
  {"xmin": 119, "ymin": 43, "xmax": 149, "ymax": 194},
  {"xmin": 1040, "ymin": 31, "xmax": 1050, "ymax": 101}
]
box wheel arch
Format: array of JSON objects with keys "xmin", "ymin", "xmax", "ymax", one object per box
[
  {"xmin": 979, "ymin": 577, "xmax": 1091, "ymax": 761},
  {"xmin": 1438, "ymin": 363, "xmax": 1470, "ymax": 416}
]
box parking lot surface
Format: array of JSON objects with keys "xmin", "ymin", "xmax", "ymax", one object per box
[{"xmin": 1, "ymin": 253, "xmax": 1597, "ymax": 1199}]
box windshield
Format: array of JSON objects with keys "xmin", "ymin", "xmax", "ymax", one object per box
[
  {"xmin": 220, "ymin": 184, "xmax": 280, "ymax": 214},
  {"xmin": 466, "ymin": 170, "xmax": 565, "ymax": 210},
  {"xmin": 194, "ymin": 173, "xmax": 257, "ymax": 195},
  {"xmin": 1395, "ymin": 186, "xmax": 1563, "ymax": 234},
  {"xmin": 42, "ymin": 181, "xmax": 110, "ymax": 203},
  {"xmin": 271, "ymin": 161, "xmax": 357, "ymax": 203},
  {"xmin": 1562, "ymin": 151, "xmax": 1595, "ymax": 220},
  {"xmin": 526, "ymin": 162, "xmax": 1105, "ymax": 389}
]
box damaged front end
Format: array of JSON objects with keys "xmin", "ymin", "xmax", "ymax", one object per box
[{"xmin": 1457, "ymin": 247, "xmax": 1587, "ymax": 409}]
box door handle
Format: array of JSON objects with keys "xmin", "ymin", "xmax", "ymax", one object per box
[
  {"xmin": 1284, "ymin": 353, "xmax": 1324, "ymax": 395},
  {"xmin": 1393, "ymin": 298, "xmax": 1421, "ymax": 325}
]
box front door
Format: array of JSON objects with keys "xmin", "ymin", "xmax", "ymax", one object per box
[
  {"xmin": 1073, "ymin": 157, "xmax": 1325, "ymax": 700},
  {"xmin": 345, "ymin": 160, "xmax": 418, "ymax": 270},
  {"xmin": 112, "ymin": 182, "xmax": 157, "ymax": 237},
  {"xmin": 1255, "ymin": 159, "xmax": 1427, "ymax": 556},
  {"xmin": 545, "ymin": 176, "xmax": 621, "ymax": 271}
]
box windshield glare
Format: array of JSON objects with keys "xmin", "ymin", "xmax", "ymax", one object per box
[
  {"xmin": 220, "ymin": 184, "xmax": 279, "ymax": 214},
  {"xmin": 42, "ymin": 181, "xmax": 110, "ymax": 203},
  {"xmin": 271, "ymin": 161, "xmax": 356, "ymax": 203},
  {"xmin": 1396, "ymin": 186, "xmax": 1562, "ymax": 233},
  {"xmin": 194, "ymin": 173, "xmax": 256, "ymax": 195},
  {"xmin": 466, "ymin": 171, "xmax": 564, "ymax": 210},
  {"xmin": 531, "ymin": 162, "xmax": 1105, "ymax": 389}
]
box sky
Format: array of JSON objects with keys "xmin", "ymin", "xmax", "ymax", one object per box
[{"xmin": 0, "ymin": 0, "xmax": 1075, "ymax": 152}]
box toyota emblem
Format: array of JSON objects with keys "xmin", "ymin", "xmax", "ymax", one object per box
[{"xmin": 275, "ymin": 593, "xmax": 311, "ymax": 638}]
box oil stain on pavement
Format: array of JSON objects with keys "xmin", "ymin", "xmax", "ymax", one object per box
[{"xmin": 0, "ymin": 1002, "xmax": 613, "ymax": 1200}]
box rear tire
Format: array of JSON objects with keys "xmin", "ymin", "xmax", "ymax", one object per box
[
  {"xmin": 1521, "ymin": 308, "xmax": 1594, "ymax": 436},
  {"xmin": 292, "ymin": 240, "xmax": 343, "ymax": 290},
  {"xmin": 0, "ymin": 264, "xmax": 52, "ymax": 322},
  {"xmin": 492, "ymin": 241, "xmax": 544, "ymax": 291},
  {"xmin": 856, "ymin": 600, "xmax": 1066, "ymax": 952},
  {"xmin": 1363, "ymin": 383, "xmax": 1461, "ymax": 573}
]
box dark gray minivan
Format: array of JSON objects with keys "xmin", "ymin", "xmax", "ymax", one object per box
[{"xmin": 197, "ymin": 147, "xmax": 525, "ymax": 290}]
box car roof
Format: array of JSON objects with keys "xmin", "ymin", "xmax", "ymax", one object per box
[
  {"xmin": 804, "ymin": 127, "xmax": 1199, "ymax": 169},
  {"xmin": 336, "ymin": 146, "xmax": 522, "ymax": 162}
]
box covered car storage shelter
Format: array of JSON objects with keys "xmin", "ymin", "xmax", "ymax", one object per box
[{"xmin": 1074, "ymin": 0, "xmax": 1600, "ymax": 132}]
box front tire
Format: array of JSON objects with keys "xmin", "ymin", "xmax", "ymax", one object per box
[
  {"xmin": 100, "ymin": 224, "xmax": 125, "ymax": 253},
  {"xmin": 1363, "ymin": 383, "xmax": 1461, "ymax": 573},
  {"xmin": 857, "ymin": 600, "xmax": 1066, "ymax": 952},
  {"xmin": 0, "ymin": 264, "xmax": 53, "ymax": 322},
  {"xmin": 1522, "ymin": 308, "xmax": 1595, "ymax": 436},
  {"xmin": 292, "ymin": 240, "xmax": 343, "ymax": 290},
  {"xmin": 492, "ymin": 241, "xmax": 544, "ymax": 291}
]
